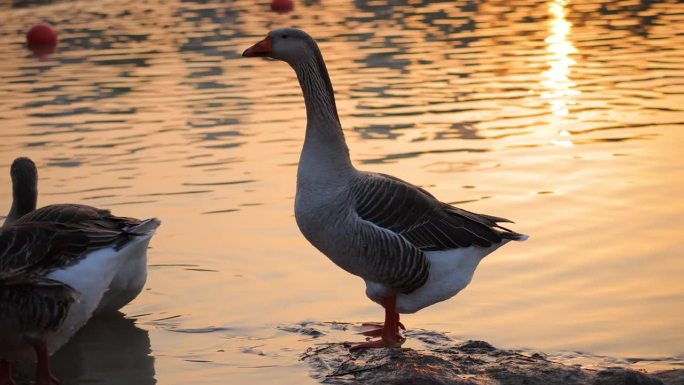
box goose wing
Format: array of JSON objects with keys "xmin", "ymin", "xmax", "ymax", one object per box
[
  {"xmin": 0, "ymin": 221, "xmax": 130, "ymax": 277},
  {"xmin": 347, "ymin": 172, "xmax": 525, "ymax": 294},
  {"xmin": 350, "ymin": 172, "xmax": 523, "ymax": 252},
  {"xmin": 0, "ymin": 275, "xmax": 78, "ymax": 334},
  {"xmin": 16, "ymin": 203, "xmax": 142, "ymax": 231},
  {"xmin": 0, "ymin": 222, "xmax": 132, "ymax": 335}
]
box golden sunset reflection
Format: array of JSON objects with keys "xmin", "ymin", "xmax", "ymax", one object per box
[{"xmin": 542, "ymin": 0, "xmax": 580, "ymax": 147}]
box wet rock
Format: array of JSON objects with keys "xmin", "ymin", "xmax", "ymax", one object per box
[
  {"xmin": 296, "ymin": 327, "xmax": 681, "ymax": 385},
  {"xmin": 653, "ymin": 370, "xmax": 684, "ymax": 385},
  {"xmin": 279, "ymin": 324, "xmax": 326, "ymax": 338},
  {"xmin": 457, "ymin": 340, "xmax": 496, "ymax": 352}
]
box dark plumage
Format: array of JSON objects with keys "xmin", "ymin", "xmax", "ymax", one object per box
[
  {"xmin": 3, "ymin": 157, "xmax": 159, "ymax": 316},
  {"xmin": 0, "ymin": 221, "xmax": 136, "ymax": 276},
  {"xmin": 6, "ymin": 157, "xmax": 37, "ymax": 225},
  {"xmin": 0, "ymin": 214, "xmax": 159, "ymax": 385},
  {"xmin": 0, "ymin": 277, "xmax": 77, "ymax": 342},
  {"xmin": 0, "ymin": 221, "xmax": 137, "ymax": 341},
  {"xmin": 17, "ymin": 203, "xmax": 143, "ymax": 234}
]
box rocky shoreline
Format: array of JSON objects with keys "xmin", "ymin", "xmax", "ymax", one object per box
[
  {"xmin": 293, "ymin": 324, "xmax": 684, "ymax": 385},
  {"xmin": 11, "ymin": 322, "xmax": 684, "ymax": 385}
]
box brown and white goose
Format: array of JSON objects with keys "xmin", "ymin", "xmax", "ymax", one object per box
[
  {"xmin": 244, "ymin": 28, "xmax": 528, "ymax": 349},
  {"xmin": 3, "ymin": 157, "xmax": 156, "ymax": 315},
  {"xmin": 0, "ymin": 214, "xmax": 159, "ymax": 385}
]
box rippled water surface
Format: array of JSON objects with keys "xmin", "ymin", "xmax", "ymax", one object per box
[{"xmin": 1, "ymin": 0, "xmax": 683, "ymax": 383}]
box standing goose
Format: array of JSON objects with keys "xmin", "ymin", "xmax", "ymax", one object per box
[
  {"xmin": 0, "ymin": 216, "xmax": 160, "ymax": 385},
  {"xmin": 243, "ymin": 28, "xmax": 528, "ymax": 349},
  {"xmin": 3, "ymin": 157, "xmax": 156, "ymax": 315}
]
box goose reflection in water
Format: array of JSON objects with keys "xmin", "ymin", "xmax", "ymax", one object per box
[
  {"xmin": 17, "ymin": 316, "xmax": 156, "ymax": 385},
  {"xmin": 54, "ymin": 316, "xmax": 155, "ymax": 385}
]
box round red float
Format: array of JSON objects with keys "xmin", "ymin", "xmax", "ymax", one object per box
[
  {"xmin": 271, "ymin": 0, "xmax": 294, "ymax": 13},
  {"xmin": 26, "ymin": 23, "xmax": 58, "ymax": 47}
]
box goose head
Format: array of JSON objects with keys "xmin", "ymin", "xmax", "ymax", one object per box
[
  {"xmin": 11, "ymin": 157, "xmax": 37, "ymax": 196},
  {"xmin": 6, "ymin": 157, "xmax": 38, "ymax": 225},
  {"xmin": 242, "ymin": 28, "xmax": 345, "ymax": 147},
  {"xmin": 243, "ymin": 28, "xmax": 317, "ymax": 65}
]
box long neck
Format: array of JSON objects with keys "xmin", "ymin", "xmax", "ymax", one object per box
[
  {"xmin": 292, "ymin": 50, "xmax": 353, "ymax": 174},
  {"xmin": 6, "ymin": 177, "xmax": 37, "ymax": 226},
  {"xmin": 293, "ymin": 53, "xmax": 339, "ymax": 126}
]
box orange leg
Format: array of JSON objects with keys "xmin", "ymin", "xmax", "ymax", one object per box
[
  {"xmin": 346, "ymin": 296, "xmax": 405, "ymax": 350},
  {"xmin": 34, "ymin": 340, "xmax": 59, "ymax": 385},
  {"xmin": 0, "ymin": 359, "xmax": 16, "ymax": 385},
  {"xmin": 360, "ymin": 313, "xmax": 405, "ymax": 337}
]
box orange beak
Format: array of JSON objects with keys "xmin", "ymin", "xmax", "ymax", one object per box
[{"xmin": 243, "ymin": 35, "xmax": 272, "ymax": 57}]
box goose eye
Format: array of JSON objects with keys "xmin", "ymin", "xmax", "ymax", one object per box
[{"xmin": 282, "ymin": 34, "xmax": 288, "ymax": 39}]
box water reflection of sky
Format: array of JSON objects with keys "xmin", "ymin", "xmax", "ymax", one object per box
[
  {"xmin": 542, "ymin": 0, "xmax": 580, "ymax": 147},
  {"xmin": 1, "ymin": 0, "xmax": 684, "ymax": 384}
]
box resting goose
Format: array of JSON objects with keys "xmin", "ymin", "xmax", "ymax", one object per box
[
  {"xmin": 0, "ymin": 216, "xmax": 159, "ymax": 385},
  {"xmin": 3, "ymin": 157, "xmax": 155, "ymax": 315},
  {"xmin": 244, "ymin": 28, "xmax": 528, "ymax": 349}
]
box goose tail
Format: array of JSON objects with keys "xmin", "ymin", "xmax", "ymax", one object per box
[
  {"xmin": 110, "ymin": 217, "xmax": 160, "ymax": 250},
  {"xmin": 125, "ymin": 217, "xmax": 161, "ymax": 236},
  {"xmin": 505, "ymin": 232, "xmax": 529, "ymax": 241}
]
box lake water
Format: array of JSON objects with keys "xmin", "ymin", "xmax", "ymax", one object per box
[{"xmin": 1, "ymin": 0, "xmax": 683, "ymax": 383}]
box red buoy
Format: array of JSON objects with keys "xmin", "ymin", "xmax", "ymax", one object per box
[
  {"xmin": 271, "ymin": 0, "xmax": 294, "ymax": 13},
  {"xmin": 26, "ymin": 23, "xmax": 58, "ymax": 47},
  {"xmin": 26, "ymin": 23, "xmax": 58, "ymax": 57}
]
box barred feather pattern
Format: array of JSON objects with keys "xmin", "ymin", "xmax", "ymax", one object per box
[
  {"xmin": 292, "ymin": 38, "xmax": 339, "ymax": 126},
  {"xmin": 0, "ymin": 221, "xmax": 135, "ymax": 340},
  {"xmin": 350, "ymin": 172, "xmax": 524, "ymax": 249},
  {"xmin": 0, "ymin": 222, "xmax": 128, "ymax": 277},
  {"xmin": 0, "ymin": 277, "xmax": 76, "ymax": 336},
  {"xmin": 348, "ymin": 218, "xmax": 429, "ymax": 294},
  {"xmin": 16, "ymin": 203, "xmax": 142, "ymax": 232},
  {"xmin": 348, "ymin": 172, "xmax": 525, "ymax": 293}
]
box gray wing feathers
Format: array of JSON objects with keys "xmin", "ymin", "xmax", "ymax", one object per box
[
  {"xmin": 16, "ymin": 204, "xmax": 142, "ymax": 231},
  {"xmin": 0, "ymin": 202, "xmax": 159, "ymax": 337},
  {"xmin": 0, "ymin": 222, "xmax": 130, "ymax": 276},
  {"xmin": 349, "ymin": 220, "xmax": 430, "ymax": 294},
  {"xmin": 0, "ymin": 220, "xmax": 147, "ymax": 336},
  {"xmin": 354, "ymin": 175, "xmax": 435, "ymax": 233},
  {"xmin": 0, "ymin": 277, "xmax": 77, "ymax": 335},
  {"xmin": 349, "ymin": 177, "xmax": 433, "ymax": 293},
  {"xmin": 349, "ymin": 172, "xmax": 526, "ymax": 293},
  {"xmin": 352, "ymin": 172, "xmax": 524, "ymax": 251}
]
